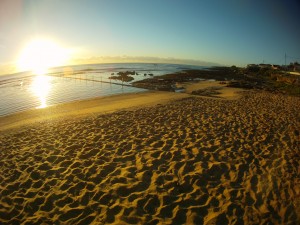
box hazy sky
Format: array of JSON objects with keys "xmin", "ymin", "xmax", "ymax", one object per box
[{"xmin": 0, "ymin": 0, "xmax": 300, "ymax": 74}]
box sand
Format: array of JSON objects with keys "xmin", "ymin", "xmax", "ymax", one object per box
[
  {"xmin": 0, "ymin": 88, "xmax": 299, "ymax": 224},
  {"xmin": 180, "ymin": 80, "xmax": 246, "ymax": 100}
]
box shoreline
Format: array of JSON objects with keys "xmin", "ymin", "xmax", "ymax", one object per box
[
  {"xmin": 0, "ymin": 63, "xmax": 197, "ymax": 118},
  {"xmin": 0, "ymin": 91, "xmax": 188, "ymax": 132},
  {"xmin": 0, "ymin": 81, "xmax": 244, "ymax": 132}
]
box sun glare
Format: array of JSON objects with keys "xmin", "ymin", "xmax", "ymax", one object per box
[
  {"xmin": 31, "ymin": 75, "xmax": 52, "ymax": 108},
  {"xmin": 17, "ymin": 39, "xmax": 69, "ymax": 75}
]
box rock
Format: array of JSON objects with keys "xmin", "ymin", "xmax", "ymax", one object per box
[
  {"xmin": 117, "ymin": 71, "xmax": 136, "ymax": 76},
  {"xmin": 109, "ymin": 75, "xmax": 134, "ymax": 82}
]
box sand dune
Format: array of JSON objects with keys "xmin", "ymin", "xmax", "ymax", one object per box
[{"xmin": 0, "ymin": 91, "xmax": 299, "ymax": 224}]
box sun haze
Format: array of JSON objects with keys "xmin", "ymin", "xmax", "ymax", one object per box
[
  {"xmin": 17, "ymin": 39, "xmax": 69, "ymax": 75},
  {"xmin": 0, "ymin": 0, "xmax": 299, "ymax": 75}
]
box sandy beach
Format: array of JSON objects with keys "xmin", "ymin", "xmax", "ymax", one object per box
[{"xmin": 0, "ymin": 86, "xmax": 299, "ymax": 224}]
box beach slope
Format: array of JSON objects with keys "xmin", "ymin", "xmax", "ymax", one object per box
[{"xmin": 0, "ymin": 90, "xmax": 299, "ymax": 224}]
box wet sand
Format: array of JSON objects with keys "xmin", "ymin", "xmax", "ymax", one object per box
[{"xmin": 0, "ymin": 89, "xmax": 299, "ymax": 224}]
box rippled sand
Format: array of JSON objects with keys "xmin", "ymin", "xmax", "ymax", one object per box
[{"xmin": 0, "ymin": 91, "xmax": 299, "ymax": 224}]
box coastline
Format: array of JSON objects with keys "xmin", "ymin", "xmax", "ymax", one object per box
[
  {"xmin": 1, "ymin": 84, "xmax": 299, "ymax": 224},
  {"xmin": 0, "ymin": 81, "xmax": 244, "ymax": 132},
  {"xmin": 0, "ymin": 91, "xmax": 189, "ymax": 132},
  {"xmin": 0, "ymin": 63, "xmax": 199, "ymax": 117}
]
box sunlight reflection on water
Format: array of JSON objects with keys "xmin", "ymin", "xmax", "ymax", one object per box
[
  {"xmin": 30, "ymin": 75, "xmax": 52, "ymax": 108},
  {"xmin": 0, "ymin": 64, "xmax": 206, "ymax": 116}
]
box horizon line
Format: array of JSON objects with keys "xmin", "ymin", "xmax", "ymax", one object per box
[{"xmin": 0, "ymin": 55, "xmax": 224, "ymax": 76}]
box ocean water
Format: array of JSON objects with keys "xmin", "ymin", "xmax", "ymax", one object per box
[{"xmin": 0, "ymin": 63, "xmax": 205, "ymax": 117}]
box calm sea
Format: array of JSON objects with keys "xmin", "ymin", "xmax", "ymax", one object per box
[{"xmin": 0, "ymin": 63, "xmax": 205, "ymax": 117}]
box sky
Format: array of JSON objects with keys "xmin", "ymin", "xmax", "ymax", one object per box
[{"xmin": 0, "ymin": 0, "xmax": 300, "ymax": 75}]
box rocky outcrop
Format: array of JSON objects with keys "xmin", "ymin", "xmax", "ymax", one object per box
[
  {"xmin": 117, "ymin": 71, "xmax": 136, "ymax": 76},
  {"xmin": 109, "ymin": 71, "xmax": 136, "ymax": 82}
]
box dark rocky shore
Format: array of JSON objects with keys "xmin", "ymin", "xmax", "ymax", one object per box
[{"xmin": 132, "ymin": 66, "xmax": 300, "ymax": 96}]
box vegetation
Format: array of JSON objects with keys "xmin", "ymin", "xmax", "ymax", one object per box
[{"xmin": 240, "ymin": 66, "xmax": 300, "ymax": 96}]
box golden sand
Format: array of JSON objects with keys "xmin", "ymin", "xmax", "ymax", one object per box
[{"xmin": 0, "ymin": 88, "xmax": 299, "ymax": 224}]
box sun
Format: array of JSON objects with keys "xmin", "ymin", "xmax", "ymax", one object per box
[{"xmin": 17, "ymin": 38, "xmax": 69, "ymax": 75}]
